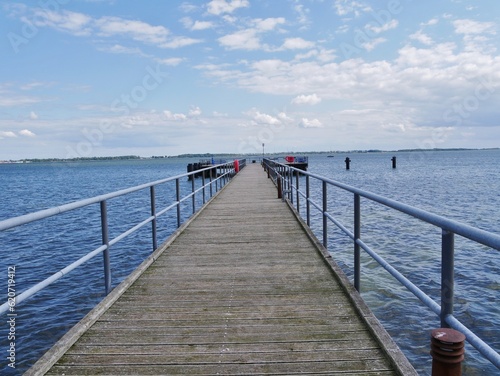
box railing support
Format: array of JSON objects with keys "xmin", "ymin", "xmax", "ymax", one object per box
[
  {"xmin": 150, "ymin": 186, "xmax": 157, "ymax": 251},
  {"xmin": 296, "ymin": 171, "xmax": 300, "ymax": 213},
  {"xmin": 100, "ymin": 201, "xmax": 111, "ymax": 295},
  {"xmin": 277, "ymin": 174, "xmax": 282, "ymax": 199},
  {"xmin": 441, "ymin": 230, "xmax": 455, "ymax": 328},
  {"xmin": 191, "ymin": 172, "xmax": 196, "ymax": 214},
  {"xmin": 176, "ymin": 178, "xmax": 181, "ymax": 228},
  {"xmin": 210, "ymin": 168, "xmax": 213, "ymax": 197},
  {"xmin": 354, "ymin": 193, "xmax": 361, "ymax": 292},
  {"xmin": 202, "ymin": 174, "xmax": 206, "ymax": 204},
  {"xmin": 306, "ymin": 175, "xmax": 311, "ymax": 227},
  {"xmin": 322, "ymin": 181, "xmax": 327, "ymax": 248}
]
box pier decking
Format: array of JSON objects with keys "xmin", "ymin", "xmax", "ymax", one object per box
[{"xmin": 27, "ymin": 163, "xmax": 416, "ymax": 375}]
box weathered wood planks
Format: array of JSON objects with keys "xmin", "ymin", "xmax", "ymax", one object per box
[{"xmin": 27, "ymin": 163, "xmax": 416, "ymax": 375}]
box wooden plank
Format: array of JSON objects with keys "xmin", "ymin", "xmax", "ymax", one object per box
[{"xmin": 29, "ymin": 163, "xmax": 416, "ymax": 375}]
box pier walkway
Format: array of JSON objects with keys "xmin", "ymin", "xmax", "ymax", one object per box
[{"xmin": 27, "ymin": 163, "xmax": 416, "ymax": 375}]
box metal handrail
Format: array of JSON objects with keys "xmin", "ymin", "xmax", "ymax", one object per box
[
  {"xmin": 263, "ymin": 158, "xmax": 500, "ymax": 370},
  {"xmin": 0, "ymin": 159, "xmax": 246, "ymax": 315}
]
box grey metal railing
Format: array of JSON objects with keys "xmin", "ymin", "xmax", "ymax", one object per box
[
  {"xmin": 0, "ymin": 159, "xmax": 246, "ymax": 315},
  {"xmin": 263, "ymin": 158, "xmax": 500, "ymax": 370}
]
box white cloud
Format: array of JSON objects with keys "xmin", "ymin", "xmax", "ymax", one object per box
[
  {"xmin": 0, "ymin": 131, "xmax": 17, "ymax": 138},
  {"xmin": 362, "ymin": 37, "xmax": 386, "ymax": 51},
  {"xmin": 95, "ymin": 16, "xmax": 169, "ymax": 44},
  {"xmin": 365, "ymin": 19, "xmax": 398, "ymax": 34},
  {"xmin": 292, "ymin": 94, "xmax": 322, "ymax": 105},
  {"xmin": 410, "ymin": 30, "xmax": 434, "ymax": 46},
  {"xmin": 218, "ymin": 29, "xmax": 261, "ymax": 50},
  {"xmin": 299, "ymin": 118, "xmax": 323, "ymax": 128},
  {"xmin": 218, "ymin": 17, "xmax": 285, "ymax": 50},
  {"xmin": 278, "ymin": 112, "xmax": 294, "ymax": 123},
  {"xmin": 192, "ymin": 20, "xmax": 215, "ymax": 31},
  {"xmin": 334, "ymin": 0, "xmax": 372, "ymax": 16},
  {"xmin": 19, "ymin": 129, "xmax": 36, "ymax": 137},
  {"xmin": 207, "ymin": 0, "xmax": 249, "ymax": 16},
  {"xmin": 252, "ymin": 111, "xmax": 281, "ymax": 125},
  {"xmin": 163, "ymin": 110, "xmax": 187, "ymax": 121},
  {"xmin": 453, "ymin": 19, "xmax": 496, "ymax": 35},
  {"xmin": 189, "ymin": 106, "xmax": 202, "ymax": 117},
  {"xmin": 18, "ymin": 7, "xmax": 201, "ymax": 50},
  {"xmin": 29, "ymin": 111, "xmax": 38, "ymax": 120},
  {"xmin": 155, "ymin": 57, "xmax": 184, "ymax": 66},
  {"xmin": 281, "ymin": 38, "xmax": 315, "ymax": 50},
  {"xmin": 98, "ymin": 44, "xmax": 147, "ymax": 56},
  {"xmin": 31, "ymin": 9, "xmax": 93, "ymax": 36}
]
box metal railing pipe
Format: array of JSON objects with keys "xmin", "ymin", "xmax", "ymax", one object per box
[
  {"xmin": 445, "ymin": 315, "xmax": 500, "ymax": 369},
  {"xmin": 0, "ymin": 244, "xmax": 107, "ymax": 315}
]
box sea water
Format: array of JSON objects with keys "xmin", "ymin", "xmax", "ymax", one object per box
[{"xmin": 0, "ymin": 150, "xmax": 498, "ymax": 375}]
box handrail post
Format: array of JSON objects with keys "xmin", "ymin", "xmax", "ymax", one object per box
[
  {"xmin": 202, "ymin": 173, "xmax": 206, "ymax": 204},
  {"xmin": 441, "ymin": 229, "xmax": 455, "ymax": 328},
  {"xmin": 289, "ymin": 168, "xmax": 293, "ymax": 203},
  {"xmin": 100, "ymin": 201, "xmax": 111, "ymax": 295},
  {"xmin": 176, "ymin": 178, "xmax": 181, "ymax": 228},
  {"xmin": 354, "ymin": 193, "xmax": 361, "ymax": 292},
  {"xmin": 210, "ymin": 168, "xmax": 213, "ymax": 197},
  {"xmin": 150, "ymin": 186, "xmax": 158, "ymax": 251},
  {"xmin": 296, "ymin": 171, "xmax": 300, "ymax": 213},
  {"xmin": 191, "ymin": 173, "xmax": 196, "ymax": 215},
  {"xmin": 277, "ymin": 174, "xmax": 282, "ymax": 199},
  {"xmin": 306, "ymin": 175, "xmax": 310, "ymax": 227},
  {"xmin": 322, "ymin": 181, "xmax": 327, "ymax": 247}
]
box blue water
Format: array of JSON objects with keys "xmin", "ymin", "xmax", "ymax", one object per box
[{"xmin": 0, "ymin": 151, "xmax": 499, "ymax": 375}]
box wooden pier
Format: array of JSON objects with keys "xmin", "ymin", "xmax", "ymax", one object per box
[{"xmin": 27, "ymin": 163, "xmax": 416, "ymax": 375}]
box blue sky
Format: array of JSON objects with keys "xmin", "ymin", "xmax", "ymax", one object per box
[{"xmin": 1, "ymin": 0, "xmax": 499, "ymax": 159}]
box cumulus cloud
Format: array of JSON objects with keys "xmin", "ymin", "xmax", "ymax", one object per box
[
  {"xmin": 365, "ymin": 19, "xmax": 398, "ymax": 34},
  {"xmin": 410, "ymin": 30, "xmax": 434, "ymax": 46},
  {"xmin": 189, "ymin": 106, "xmax": 202, "ymax": 117},
  {"xmin": 207, "ymin": 0, "xmax": 249, "ymax": 16},
  {"xmin": 281, "ymin": 37, "xmax": 315, "ymax": 50},
  {"xmin": 163, "ymin": 110, "xmax": 187, "ymax": 121},
  {"xmin": 299, "ymin": 118, "xmax": 323, "ymax": 128},
  {"xmin": 453, "ymin": 19, "xmax": 496, "ymax": 35},
  {"xmin": 19, "ymin": 129, "xmax": 36, "ymax": 137},
  {"xmin": 16, "ymin": 6, "xmax": 201, "ymax": 50},
  {"xmin": 252, "ymin": 111, "xmax": 281, "ymax": 125},
  {"xmin": 334, "ymin": 0, "xmax": 372, "ymax": 16},
  {"xmin": 292, "ymin": 94, "xmax": 322, "ymax": 105},
  {"xmin": 0, "ymin": 131, "xmax": 17, "ymax": 138},
  {"xmin": 218, "ymin": 17, "xmax": 285, "ymax": 50}
]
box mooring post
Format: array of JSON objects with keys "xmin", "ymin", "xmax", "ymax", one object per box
[
  {"xmin": 392, "ymin": 156, "xmax": 397, "ymax": 169},
  {"xmin": 430, "ymin": 328, "xmax": 465, "ymax": 376},
  {"xmin": 345, "ymin": 157, "xmax": 351, "ymax": 170}
]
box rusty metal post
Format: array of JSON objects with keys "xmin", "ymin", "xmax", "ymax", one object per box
[{"xmin": 430, "ymin": 328, "xmax": 465, "ymax": 376}]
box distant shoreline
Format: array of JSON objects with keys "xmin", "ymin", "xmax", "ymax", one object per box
[{"xmin": 1, "ymin": 148, "xmax": 498, "ymax": 164}]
